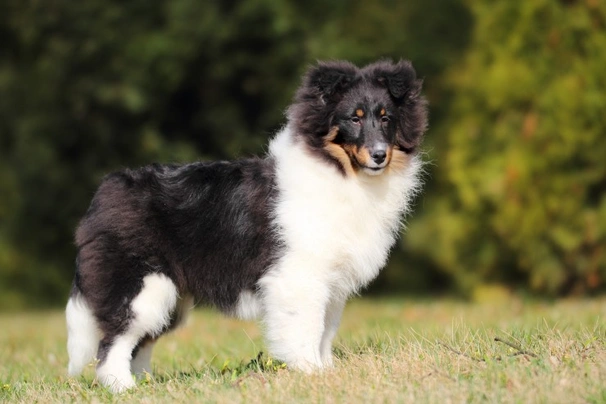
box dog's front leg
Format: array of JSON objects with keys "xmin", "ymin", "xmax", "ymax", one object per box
[
  {"xmin": 320, "ymin": 297, "xmax": 345, "ymax": 367},
  {"xmin": 259, "ymin": 261, "xmax": 330, "ymax": 372}
]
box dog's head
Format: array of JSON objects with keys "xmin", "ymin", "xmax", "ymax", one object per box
[{"xmin": 288, "ymin": 60, "xmax": 427, "ymax": 176}]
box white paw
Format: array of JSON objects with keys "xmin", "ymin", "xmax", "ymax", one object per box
[
  {"xmin": 97, "ymin": 365, "xmax": 136, "ymax": 393},
  {"xmin": 288, "ymin": 357, "xmax": 326, "ymax": 373},
  {"xmin": 322, "ymin": 354, "xmax": 335, "ymax": 368}
]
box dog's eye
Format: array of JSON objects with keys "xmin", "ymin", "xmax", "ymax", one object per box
[
  {"xmin": 381, "ymin": 116, "xmax": 390, "ymax": 123},
  {"xmin": 351, "ymin": 116, "xmax": 361, "ymax": 124}
]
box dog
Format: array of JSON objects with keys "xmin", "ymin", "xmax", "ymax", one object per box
[{"xmin": 66, "ymin": 59, "xmax": 428, "ymax": 392}]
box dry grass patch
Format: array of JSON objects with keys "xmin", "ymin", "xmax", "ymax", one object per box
[{"xmin": 1, "ymin": 297, "xmax": 604, "ymax": 403}]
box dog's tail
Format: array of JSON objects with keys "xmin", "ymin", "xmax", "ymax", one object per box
[{"xmin": 66, "ymin": 287, "xmax": 101, "ymax": 376}]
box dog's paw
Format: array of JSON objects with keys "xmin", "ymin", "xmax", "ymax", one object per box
[
  {"xmin": 322, "ymin": 354, "xmax": 335, "ymax": 368},
  {"xmin": 288, "ymin": 357, "xmax": 326, "ymax": 373},
  {"xmin": 97, "ymin": 364, "xmax": 136, "ymax": 393}
]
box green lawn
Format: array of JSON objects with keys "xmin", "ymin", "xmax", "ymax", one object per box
[{"xmin": 1, "ymin": 297, "xmax": 604, "ymax": 403}]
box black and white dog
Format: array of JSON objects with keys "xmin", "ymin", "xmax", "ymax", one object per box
[{"xmin": 66, "ymin": 60, "xmax": 428, "ymax": 392}]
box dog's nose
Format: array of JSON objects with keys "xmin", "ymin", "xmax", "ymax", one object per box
[{"xmin": 371, "ymin": 150, "xmax": 387, "ymax": 165}]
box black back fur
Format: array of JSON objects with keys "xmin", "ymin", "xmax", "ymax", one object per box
[{"xmin": 74, "ymin": 159, "xmax": 278, "ymax": 333}]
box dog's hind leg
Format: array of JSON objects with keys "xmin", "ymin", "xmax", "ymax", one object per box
[
  {"xmin": 66, "ymin": 293, "xmax": 101, "ymax": 376},
  {"xmin": 96, "ymin": 273, "xmax": 178, "ymax": 393},
  {"xmin": 96, "ymin": 333, "xmax": 140, "ymax": 392}
]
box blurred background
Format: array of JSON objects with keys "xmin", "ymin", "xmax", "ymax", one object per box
[{"xmin": 0, "ymin": 0, "xmax": 605, "ymax": 309}]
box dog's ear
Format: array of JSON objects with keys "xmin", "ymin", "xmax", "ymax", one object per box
[
  {"xmin": 367, "ymin": 60, "xmax": 428, "ymax": 152},
  {"xmin": 370, "ymin": 60, "xmax": 422, "ymax": 102},
  {"xmin": 305, "ymin": 61, "xmax": 358, "ymax": 101},
  {"xmin": 288, "ymin": 61, "xmax": 359, "ymax": 140}
]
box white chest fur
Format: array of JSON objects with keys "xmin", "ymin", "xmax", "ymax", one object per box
[{"xmin": 268, "ymin": 127, "xmax": 422, "ymax": 298}]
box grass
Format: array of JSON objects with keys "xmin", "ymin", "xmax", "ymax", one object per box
[{"xmin": 1, "ymin": 296, "xmax": 605, "ymax": 403}]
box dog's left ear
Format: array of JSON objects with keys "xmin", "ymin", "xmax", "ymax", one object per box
[
  {"xmin": 368, "ymin": 60, "xmax": 428, "ymax": 152},
  {"xmin": 371, "ymin": 60, "xmax": 422, "ymax": 102}
]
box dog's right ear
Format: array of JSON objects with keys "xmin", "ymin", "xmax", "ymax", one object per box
[
  {"xmin": 288, "ymin": 61, "xmax": 358, "ymax": 140},
  {"xmin": 304, "ymin": 61, "xmax": 358, "ymax": 102}
]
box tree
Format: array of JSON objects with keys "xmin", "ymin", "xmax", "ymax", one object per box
[
  {"xmin": 408, "ymin": 0, "xmax": 606, "ymax": 295},
  {"xmin": 0, "ymin": 0, "xmax": 309, "ymax": 307}
]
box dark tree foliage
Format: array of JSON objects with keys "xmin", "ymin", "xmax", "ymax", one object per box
[
  {"xmin": 0, "ymin": 0, "xmax": 311, "ymax": 307},
  {"xmin": 11, "ymin": 0, "xmax": 604, "ymax": 307}
]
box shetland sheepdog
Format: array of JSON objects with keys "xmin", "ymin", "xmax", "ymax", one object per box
[{"xmin": 66, "ymin": 59, "xmax": 428, "ymax": 392}]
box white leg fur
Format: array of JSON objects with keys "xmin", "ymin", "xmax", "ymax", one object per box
[
  {"xmin": 97, "ymin": 273, "xmax": 178, "ymax": 393},
  {"xmin": 320, "ymin": 298, "xmax": 345, "ymax": 367},
  {"xmin": 259, "ymin": 255, "xmax": 331, "ymax": 372},
  {"xmin": 66, "ymin": 295, "xmax": 101, "ymax": 376},
  {"xmin": 97, "ymin": 335, "xmax": 139, "ymax": 392}
]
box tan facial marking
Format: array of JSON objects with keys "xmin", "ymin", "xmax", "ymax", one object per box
[
  {"xmin": 380, "ymin": 108, "xmax": 386, "ymax": 116},
  {"xmin": 355, "ymin": 109, "xmax": 364, "ymax": 118},
  {"xmin": 323, "ymin": 127, "xmax": 355, "ymax": 177},
  {"xmin": 341, "ymin": 144, "xmax": 378, "ymax": 169},
  {"xmin": 352, "ymin": 146, "xmax": 372, "ymax": 167},
  {"xmin": 341, "ymin": 144, "xmax": 362, "ymax": 169},
  {"xmin": 324, "ymin": 127, "xmax": 406, "ymax": 177}
]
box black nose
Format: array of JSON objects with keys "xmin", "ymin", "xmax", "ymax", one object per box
[{"xmin": 371, "ymin": 150, "xmax": 386, "ymax": 164}]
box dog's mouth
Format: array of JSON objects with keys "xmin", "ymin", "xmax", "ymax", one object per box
[
  {"xmin": 352, "ymin": 153, "xmax": 390, "ymax": 176},
  {"xmin": 362, "ymin": 166, "xmax": 386, "ymax": 176}
]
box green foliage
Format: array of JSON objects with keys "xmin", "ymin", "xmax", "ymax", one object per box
[
  {"xmin": 0, "ymin": 0, "xmax": 470, "ymax": 308},
  {"xmin": 1, "ymin": 0, "xmax": 604, "ymax": 307},
  {"xmin": 409, "ymin": 0, "xmax": 606, "ymax": 295},
  {"xmin": 0, "ymin": 0, "xmax": 309, "ymax": 307}
]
